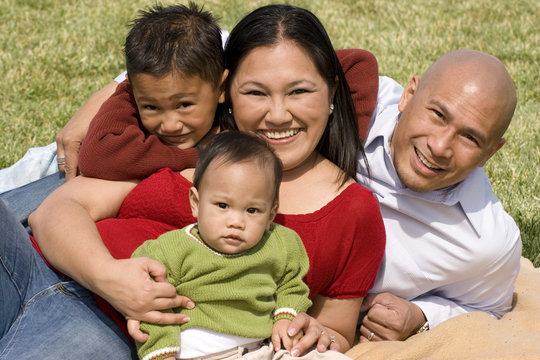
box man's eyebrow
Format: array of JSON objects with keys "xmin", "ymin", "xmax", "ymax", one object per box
[{"xmin": 431, "ymin": 99, "xmax": 487, "ymax": 144}]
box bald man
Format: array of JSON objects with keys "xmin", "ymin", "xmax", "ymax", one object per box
[{"xmin": 356, "ymin": 50, "xmax": 521, "ymax": 342}]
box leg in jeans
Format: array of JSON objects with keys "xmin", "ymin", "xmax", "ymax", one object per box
[
  {"xmin": 0, "ymin": 172, "xmax": 65, "ymax": 233},
  {"xmin": 0, "ymin": 201, "xmax": 136, "ymax": 359}
]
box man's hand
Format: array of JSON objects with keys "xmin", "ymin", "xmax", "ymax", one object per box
[
  {"xmin": 97, "ymin": 257, "xmax": 194, "ymax": 340},
  {"xmin": 56, "ymin": 81, "xmax": 118, "ymax": 180},
  {"xmin": 359, "ymin": 292, "xmax": 426, "ymax": 342}
]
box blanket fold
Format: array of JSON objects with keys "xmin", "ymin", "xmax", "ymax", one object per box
[{"xmin": 346, "ymin": 257, "xmax": 540, "ymax": 359}]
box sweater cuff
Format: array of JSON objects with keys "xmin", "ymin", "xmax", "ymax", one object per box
[{"xmin": 273, "ymin": 307, "xmax": 297, "ymax": 322}]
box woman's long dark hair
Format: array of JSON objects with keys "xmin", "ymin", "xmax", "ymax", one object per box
[{"xmin": 221, "ymin": 4, "xmax": 366, "ymax": 183}]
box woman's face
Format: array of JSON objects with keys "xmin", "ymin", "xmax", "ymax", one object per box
[{"xmin": 229, "ymin": 41, "xmax": 334, "ymax": 171}]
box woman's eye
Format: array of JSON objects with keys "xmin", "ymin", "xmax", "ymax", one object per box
[
  {"xmin": 247, "ymin": 208, "xmax": 259, "ymax": 214},
  {"xmin": 433, "ymin": 109, "xmax": 443, "ymax": 118},
  {"xmin": 290, "ymin": 89, "xmax": 307, "ymax": 95},
  {"xmin": 246, "ymin": 90, "xmax": 265, "ymax": 96}
]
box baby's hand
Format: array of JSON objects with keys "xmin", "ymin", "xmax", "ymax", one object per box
[
  {"xmin": 271, "ymin": 319, "xmax": 303, "ymax": 351},
  {"xmin": 127, "ymin": 319, "xmax": 148, "ymax": 342}
]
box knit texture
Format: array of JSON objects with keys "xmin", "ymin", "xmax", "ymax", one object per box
[
  {"xmin": 336, "ymin": 49, "xmax": 379, "ymax": 141},
  {"xmin": 131, "ymin": 223, "xmax": 312, "ymax": 360}
]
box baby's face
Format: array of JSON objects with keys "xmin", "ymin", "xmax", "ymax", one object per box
[
  {"xmin": 190, "ymin": 160, "xmax": 276, "ymax": 254},
  {"xmin": 130, "ymin": 71, "xmax": 222, "ymax": 149}
]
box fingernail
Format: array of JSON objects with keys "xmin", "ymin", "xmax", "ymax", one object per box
[
  {"xmin": 287, "ymin": 327, "xmax": 296, "ymax": 336},
  {"xmin": 182, "ymin": 316, "xmax": 190, "ymax": 323},
  {"xmin": 291, "ymin": 349, "xmax": 299, "ymax": 357},
  {"xmin": 186, "ymin": 301, "xmax": 195, "ymax": 309}
]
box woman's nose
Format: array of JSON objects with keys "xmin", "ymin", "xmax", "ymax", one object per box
[{"xmin": 266, "ymin": 97, "xmax": 293, "ymax": 126}]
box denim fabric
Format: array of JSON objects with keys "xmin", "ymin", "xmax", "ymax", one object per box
[
  {"xmin": 0, "ymin": 172, "xmax": 65, "ymax": 233},
  {"xmin": 0, "ymin": 201, "xmax": 136, "ymax": 359}
]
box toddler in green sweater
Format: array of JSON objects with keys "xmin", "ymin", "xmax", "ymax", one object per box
[{"xmin": 130, "ymin": 132, "xmax": 349, "ymax": 360}]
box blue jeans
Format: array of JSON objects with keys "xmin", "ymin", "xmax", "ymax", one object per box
[
  {"xmin": 0, "ymin": 201, "xmax": 136, "ymax": 359},
  {"xmin": 0, "ymin": 172, "xmax": 64, "ymax": 233}
]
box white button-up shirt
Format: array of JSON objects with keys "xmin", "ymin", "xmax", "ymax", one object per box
[{"xmin": 356, "ymin": 78, "xmax": 522, "ymax": 327}]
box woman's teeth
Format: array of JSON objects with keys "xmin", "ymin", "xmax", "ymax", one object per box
[{"xmin": 263, "ymin": 129, "xmax": 300, "ymax": 139}]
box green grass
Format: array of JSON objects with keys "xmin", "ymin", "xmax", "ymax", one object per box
[{"xmin": 1, "ymin": 0, "xmax": 538, "ymax": 265}]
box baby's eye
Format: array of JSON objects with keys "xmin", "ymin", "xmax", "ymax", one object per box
[
  {"xmin": 217, "ymin": 202, "xmax": 228, "ymax": 209},
  {"xmin": 246, "ymin": 208, "xmax": 259, "ymax": 214}
]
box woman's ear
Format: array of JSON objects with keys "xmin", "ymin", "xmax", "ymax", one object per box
[
  {"xmin": 218, "ymin": 69, "xmax": 229, "ymax": 104},
  {"xmin": 188, "ymin": 186, "xmax": 200, "ymax": 219},
  {"xmin": 398, "ymin": 75, "xmax": 419, "ymax": 112}
]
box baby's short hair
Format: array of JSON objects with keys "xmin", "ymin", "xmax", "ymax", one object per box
[{"xmin": 193, "ymin": 131, "xmax": 283, "ymax": 204}]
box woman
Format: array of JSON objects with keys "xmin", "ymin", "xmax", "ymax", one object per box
[{"xmin": 2, "ymin": 4, "xmax": 385, "ymax": 358}]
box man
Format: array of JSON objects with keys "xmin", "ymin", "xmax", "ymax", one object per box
[{"xmin": 356, "ymin": 49, "xmax": 521, "ymax": 342}]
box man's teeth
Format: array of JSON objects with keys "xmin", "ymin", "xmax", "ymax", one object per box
[
  {"xmin": 416, "ymin": 149, "xmax": 440, "ymax": 170},
  {"xmin": 264, "ymin": 129, "xmax": 300, "ymax": 139}
]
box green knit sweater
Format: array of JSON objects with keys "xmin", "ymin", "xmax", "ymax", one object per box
[{"xmin": 131, "ymin": 223, "xmax": 312, "ymax": 360}]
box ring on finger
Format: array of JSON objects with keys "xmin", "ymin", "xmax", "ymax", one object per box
[
  {"xmin": 329, "ymin": 334, "xmax": 336, "ymax": 343},
  {"xmin": 368, "ymin": 331, "xmax": 375, "ymax": 341},
  {"xmin": 57, "ymin": 157, "xmax": 66, "ymax": 165}
]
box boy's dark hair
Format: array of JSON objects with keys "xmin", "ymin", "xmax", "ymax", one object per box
[
  {"xmin": 193, "ymin": 131, "xmax": 283, "ymax": 204},
  {"xmin": 125, "ymin": 2, "xmax": 224, "ymax": 87},
  {"xmin": 221, "ymin": 4, "xmax": 366, "ymax": 184}
]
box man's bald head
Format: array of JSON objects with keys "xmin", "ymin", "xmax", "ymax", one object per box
[{"xmin": 419, "ymin": 49, "xmax": 516, "ymax": 139}]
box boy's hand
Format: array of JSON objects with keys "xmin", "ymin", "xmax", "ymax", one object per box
[{"xmin": 271, "ymin": 319, "xmax": 303, "ymax": 352}]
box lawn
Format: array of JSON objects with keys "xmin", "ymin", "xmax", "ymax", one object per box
[{"xmin": 0, "ymin": 0, "xmax": 538, "ymax": 265}]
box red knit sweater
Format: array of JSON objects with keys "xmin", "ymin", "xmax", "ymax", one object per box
[{"xmin": 78, "ymin": 49, "xmax": 378, "ymax": 180}]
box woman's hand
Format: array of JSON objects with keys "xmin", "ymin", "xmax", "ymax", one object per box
[
  {"xmin": 286, "ymin": 312, "xmax": 339, "ymax": 356},
  {"xmin": 96, "ymin": 257, "xmax": 194, "ymax": 332}
]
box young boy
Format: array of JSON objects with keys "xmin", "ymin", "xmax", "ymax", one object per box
[
  {"xmin": 77, "ymin": 2, "xmax": 227, "ymax": 180},
  {"xmin": 129, "ymin": 132, "xmax": 349, "ymax": 360}
]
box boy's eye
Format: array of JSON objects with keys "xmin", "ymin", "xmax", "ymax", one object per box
[
  {"xmin": 178, "ymin": 102, "xmax": 193, "ymax": 109},
  {"xmin": 143, "ymin": 104, "xmax": 157, "ymax": 110},
  {"xmin": 246, "ymin": 208, "xmax": 259, "ymax": 214},
  {"xmin": 217, "ymin": 202, "xmax": 228, "ymax": 209}
]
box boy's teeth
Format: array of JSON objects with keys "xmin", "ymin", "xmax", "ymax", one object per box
[
  {"xmin": 416, "ymin": 149, "xmax": 440, "ymax": 170},
  {"xmin": 264, "ymin": 129, "xmax": 299, "ymax": 139}
]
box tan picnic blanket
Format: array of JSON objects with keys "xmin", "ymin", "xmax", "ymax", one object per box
[{"xmin": 346, "ymin": 256, "xmax": 540, "ymax": 359}]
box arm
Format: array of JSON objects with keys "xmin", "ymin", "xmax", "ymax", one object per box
[
  {"xmin": 28, "ymin": 176, "xmax": 191, "ymax": 325},
  {"xmin": 56, "ymin": 81, "xmax": 119, "ymax": 180},
  {"xmin": 78, "ymin": 81, "xmax": 199, "ymax": 181},
  {"xmin": 337, "ymin": 49, "xmax": 379, "ymax": 142}
]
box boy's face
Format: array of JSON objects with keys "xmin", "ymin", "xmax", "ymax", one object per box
[
  {"xmin": 130, "ymin": 71, "xmax": 225, "ymax": 149},
  {"xmin": 189, "ymin": 160, "xmax": 277, "ymax": 255}
]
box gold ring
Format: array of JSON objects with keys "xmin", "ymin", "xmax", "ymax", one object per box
[{"xmin": 57, "ymin": 157, "xmax": 66, "ymax": 165}]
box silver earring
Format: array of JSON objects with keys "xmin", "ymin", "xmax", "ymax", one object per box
[
  {"xmin": 330, "ymin": 104, "xmax": 334, "ymax": 111},
  {"xmin": 228, "ymin": 108, "xmax": 232, "ymax": 115}
]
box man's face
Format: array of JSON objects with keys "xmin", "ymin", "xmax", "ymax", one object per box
[{"xmin": 390, "ymin": 74, "xmax": 505, "ymax": 192}]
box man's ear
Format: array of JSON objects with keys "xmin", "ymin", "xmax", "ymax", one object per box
[
  {"xmin": 218, "ymin": 69, "xmax": 229, "ymax": 104},
  {"xmin": 188, "ymin": 186, "xmax": 200, "ymax": 219},
  {"xmin": 398, "ymin": 76, "xmax": 420, "ymax": 112},
  {"xmin": 479, "ymin": 138, "xmax": 506, "ymax": 167}
]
